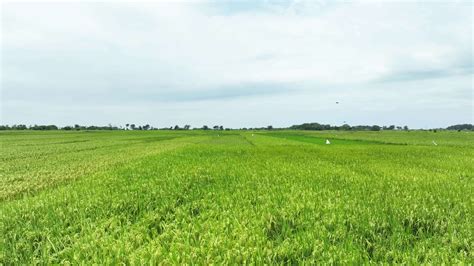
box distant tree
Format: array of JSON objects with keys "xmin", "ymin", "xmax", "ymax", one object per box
[
  {"xmin": 403, "ymin": 125, "xmax": 409, "ymax": 131},
  {"xmin": 174, "ymin": 125, "xmax": 180, "ymax": 130},
  {"xmin": 213, "ymin": 125, "xmax": 219, "ymax": 130},
  {"xmin": 63, "ymin": 126, "xmax": 73, "ymax": 130},
  {"xmin": 446, "ymin": 124, "xmax": 473, "ymax": 131},
  {"xmin": 370, "ymin": 125, "xmax": 381, "ymax": 131},
  {"xmin": 125, "ymin": 123, "xmax": 130, "ymax": 130},
  {"xmin": 12, "ymin": 124, "xmax": 27, "ymax": 130},
  {"xmin": 219, "ymin": 126, "xmax": 224, "ymax": 130},
  {"xmin": 30, "ymin": 125, "xmax": 58, "ymax": 130},
  {"xmin": 267, "ymin": 125, "xmax": 273, "ymax": 130},
  {"xmin": 184, "ymin": 125, "xmax": 191, "ymax": 130},
  {"xmin": 202, "ymin": 125, "xmax": 209, "ymax": 130},
  {"xmin": 388, "ymin": 125, "xmax": 395, "ymax": 130},
  {"xmin": 130, "ymin": 124, "xmax": 136, "ymax": 130},
  {"xmin": 290, "ymin": 122, "xmax": 329, "ymax": 131},
  {"xmin": 341, "ymin": 124, "xmax": 351, "ymax": 131},
  {"xmin": 143, "ymin": 124, "xmax": 150, "ymax": 130}
]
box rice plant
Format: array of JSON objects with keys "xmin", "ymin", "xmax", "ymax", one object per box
[{"xmin": 1, "ymin": 130, "xmax": 472, "ymax": 264}]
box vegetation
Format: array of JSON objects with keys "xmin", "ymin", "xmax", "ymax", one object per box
[
  {"xmin": 1, "ymin": 123, "xmax": 472, "ymax": 131},
  {"xmin": 447, "ymin": 124, "xmax": 474, "ymax": 131},
  {"xmin": 1, "ymin": 130, "xmax": 473, "ymax": 264},
  {"xmin": 289, "ymin": 122, "xmax": 402, "ymax": 131}
]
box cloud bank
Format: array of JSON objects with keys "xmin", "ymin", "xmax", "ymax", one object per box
[{"xmin": 1, "ymin": 0, "xmax": 472, "ymax": 128}]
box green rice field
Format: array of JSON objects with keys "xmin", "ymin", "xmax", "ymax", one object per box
[{"xmin": 1, "ymin": 130, "xmax": 473, "ymax": 264}]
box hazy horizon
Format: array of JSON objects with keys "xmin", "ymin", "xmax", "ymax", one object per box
[{"xmin": 1, "ymin": 0, "xmax": 473, "ymax": 129}]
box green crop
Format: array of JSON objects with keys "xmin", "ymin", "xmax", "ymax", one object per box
[{"xmin": 1, "ymin": 130, "xmax": 473, "ymax": 264}]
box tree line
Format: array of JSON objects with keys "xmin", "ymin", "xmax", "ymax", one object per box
[
  {"xmin": 0, "ymin": 124, "xmax": 226, "ymax": 131},
  {"xmin": 446, "ymin": 124, "xmax": 473, "ymax": 131},
  {"xmin": 0, "ymin": 124, "xmax": 121, "ymax": 131},
  {"xmin": 0, "ymin": 123, "xmax": 472, "ymax": 131},
  {"xmin": 289, "ymin": 123, "xmax": 409, "ymax": 131}
]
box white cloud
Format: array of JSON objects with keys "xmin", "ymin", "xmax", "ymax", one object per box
[{"xmin": 1, "ymin": 1, "xmax": 472, "ymax": 127}]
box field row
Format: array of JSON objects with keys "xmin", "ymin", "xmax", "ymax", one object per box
[{"xmin": 1, "ymin": 130, "xmax": 473, "ymax": 263}]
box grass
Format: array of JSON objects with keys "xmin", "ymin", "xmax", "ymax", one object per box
[{"xmin": 1, "ymin": 130, "xmax": 473, "ymax": 264}]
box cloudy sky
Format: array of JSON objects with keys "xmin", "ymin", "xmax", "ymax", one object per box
[{"xmin": 1, "ymin": 0, "xmax": 472, "ymax": 128}]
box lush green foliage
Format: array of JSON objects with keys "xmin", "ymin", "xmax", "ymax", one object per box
[{"xmin": 1, "ymin": 130, "xmax": 473, "ymax": 264}]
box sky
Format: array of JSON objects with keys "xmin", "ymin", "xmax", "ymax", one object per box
[{"xmin": 1, "ymin": 0, "xmax": 473, "ymax": 128}]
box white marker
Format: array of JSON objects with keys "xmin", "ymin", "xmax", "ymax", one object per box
[
  {"xmin": 432, "ymin": 140, "xmax": 438, "ymax": 146},
  {"xmin": 326, "ymin": 139, "xmax": 331, "ymax": 145}
]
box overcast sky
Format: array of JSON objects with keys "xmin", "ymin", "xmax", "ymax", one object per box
[{"xmin": 1, "ymin": 0, "xmax": 473, "ymax": 128}]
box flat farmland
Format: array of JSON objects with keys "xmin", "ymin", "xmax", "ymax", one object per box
[{"xmin": 1, "ymin": 130, "xmax": 473, "ymax": 264}]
